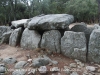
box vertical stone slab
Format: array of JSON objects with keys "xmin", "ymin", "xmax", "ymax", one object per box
[
  {"xmin": 9, "ymin": 28, "xmax": 22, "ymax": 47},
  {"xmin": 61, "ymin": 31, "xmax": 87, "ymax": 62},
  {"xmin": 20, "ymin": 28, "xmax": 41, "ymax": 49},
  {"xmin": 40, "ymin": 30, "xmax": 61, "ymax": 53},
  {"xmin": 88, "ymin": 29, "xmax": 100, "ymax": 63}
]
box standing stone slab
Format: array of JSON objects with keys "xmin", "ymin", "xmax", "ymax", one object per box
[
  {"xmin": 0, "ymin": 31, "xmax": 12, "ymax": 44},
  {"xmin": 0, "ymin": 26, "xmax": 10, "ymax": 39},
  {"xmin": 61, "ymin": 31, "xmax": 87, "ymax": 62},
  {"xmin": 20, "ymin": 28, "xmax": 41, "ymax": 49},
  {"xmin": 88, "ymin": 29, "xmax": 100, "ymax": 63},
  {"xmin": 9, "ymin": 28, "xmax": 22, "ymax": 47},
  {"xmin": 41, "ymin": 30, "xmax": 61, "ymax": 53}
]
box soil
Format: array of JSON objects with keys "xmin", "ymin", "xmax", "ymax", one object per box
[{"xmin": 0, "ymin": 44, "xmax": 100, "ymax": 75}]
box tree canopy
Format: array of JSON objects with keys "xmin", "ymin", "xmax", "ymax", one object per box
[{"xmin": 0, "ymin": 0, "xmax": 98, "ymax": 25}]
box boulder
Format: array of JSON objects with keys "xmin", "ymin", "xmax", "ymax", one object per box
[
  {"xmin": 27, "ymin": 14, "xmax": 74, "ymax": 30},
  {"xmin": 11, "ymin": 19, "xmax": 28, "ymax": 28},
  {"xmin": 0, "ymin": 26, "xmax": 10, "ymax": 39},
  {"xmin": 61, "ymin": 31, "xmax": 87, "ymax": 62},
  {"xmin": 20, "ymin": 28, "xmax": 41, "ymax": 49},
  {"xmin": 40, "ymin": 30, "xmax": 61, "ymax": 53},
  {"xmin": 70, "ymin": 24, "xmax": 87, "ymax": 32},
  {"xmin": 0, "ymin": 31, "xmax": 12, "ymax": 44},
  {"xmin": 32, "ymin": 55, "xmax": 51, "ymax": 68},
  {"xmin": 3, "ymin": 57, "xmax": 17, "ymax": 64},
  {"xmin": 9, "ymin": 28, "xmax": 22, "ymax": 47},
  {"xmin": 12, "ymin": 70, "xmax": 26, "ymax": 75},
  {"xmin": 15, "ymin": 61, "xmax": 27, "ymax": 69},
  {"xmin": 0, "ymin": 64, "xmax": 6, "ymax": 74},
  {"xmin": 88, "ymin": 29, "xmax": 100, "ymax": 63}
]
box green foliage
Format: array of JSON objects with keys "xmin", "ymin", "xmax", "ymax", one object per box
[
  {"xmin": 0, "ymin": 0, "xmax": 99, "ymax": 25},
  {"xmin": 64, "ymin": 0, "xmax": 98, "ymax": 23}
]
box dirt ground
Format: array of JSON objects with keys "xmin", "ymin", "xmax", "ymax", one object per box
[{"xmin": 0, "ymin": 44, "xmax": 100, "ymax": 75}]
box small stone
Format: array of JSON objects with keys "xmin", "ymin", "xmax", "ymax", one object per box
[
  {"xmin": 0, "ymin": 58, "xmax": 3, "ymax": 62},
  {"xmin": 38, "ymin": 66, "xmax": 47, "ymax": 74},
  {"xmin": 86, "ymin": 66, "xmax": 96, "ymax": 72},
  {"xmin": 58, "ymin": 73, "xmax": 61, "ymax": 75},
  {"xmin": 52, "ymin": 73, "xmax": 55, "ymax": 75},
  {"xmin": 77, "ymin": 65, "xmax": 81, "ymax": 69},
  {"xmin": 28, "ymin": 69, "xmax": 36, "ymax": 75},
  {"xmin": 70, "ymin": 63, "xmax": 77, "ymax": 68},
  {"xmin": 83, "ymin": 70, "xmax": 88, "ymax": 75},
  {"xmin": 52, "ymin": 55, "xmax": 54, "ymax": 57},
  {"xmin": 48, "ymin": 63, "xmax": 53, "ymax": 66},
  {"xmin": 50, "ymin": 67, "xmax": 60, "ymax": 72},
  {"xmin": 52, "ymin": 61, "xmax": 58, "ymax": 65},
  {"xmin": 75, "ymin": 59, "xmax": 80, "ymax": 63},
  {"xmin": 64, "ymin": 66, "xmax": 68, "ymax": 69},
  {"xmin": 64, "ymin": 68, "xmax": 70, "ymax": 75},
  {"xmin": 70, "ymin": 71, "xmax": 79, "ymax": 75},
  {"xmin": 97, "ymin": 69, "xmax": 100, "ymax": 72},
  {"xmin": 27, "ymin": 59, "xmax": 32, "ymax": 63},
  {"xmin": 26, "ymin": 54, "xmax": 31, "ymax": 59}
]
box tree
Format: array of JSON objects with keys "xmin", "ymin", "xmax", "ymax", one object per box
[{"xmin": 97, "ymin": 0, "xmax": 100, "ymax": 25}]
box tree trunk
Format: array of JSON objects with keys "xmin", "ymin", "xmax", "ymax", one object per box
[{"xmin": 97, "ymin": 0, "xmax": 100, "ymax": 25}]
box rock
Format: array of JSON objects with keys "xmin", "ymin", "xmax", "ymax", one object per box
[
  {"xmin": 74, "ymin": 59, "xmax": 80, "ymax": 63},
  {"xmin": 70, "ymin": 24, "xmax": 87, "ymax": 32},
  {"xmin": 24, "ymin": 18, "xmax": 32, "ymax": 28},
  {"xmin": 70, "ymin": 63, "xmax": 77, "ymax": 68},
  {"xmin": 48, "ymin": 63, "xmax": 53, "ymax": 66},
  {"xmin": 64, "ymin": 68, "xmax": 70, "ymax": 75},
  {"xmin": 28, "ymin": 69, "xmax": 36, "ymax": 75},
  {"xmin": 27, "ymin": 14, "xmax": 74, "ymax": 30},
  {"xmin": 0, "ymin": 31, "xmax": 12, "ymax": 44},
  {"xmin": 0, "ymin": 58, "xmax": 3, "ymax": 62},
  {"xmin": 61, "ymin": 31, "xmax": 87, "ymax": 62},
  {"xmin": 32, "ymin": 56, "xmax": 51, "ymax": 68},
  {"xmin": 51, "ymin": 60, "xmax": 58, "ymax": 65},
  {"xmin": 15, "ymin": 61, "xmax": 27, "ymax": 69},
  {"xmin": 38, "ymin": 66, "xmax": 47, "ymax": 74},
  {"xmin": 70, "ymin": 72, "xmax": 79, "ymax": 75},
  {"xmin": 50, "ymin": 67, "xmax": 60, "ymax": 72},
  {"xmin": 40, "ymin": 30, "xmax": 61, "ymax": 53},
  {"xmin": 0, "ymin": 64, "xmax": 6, "ymax": 74},
  {"xmin": 77, "ymin": 62, "xmax": 84, "ymax": 67},
  {"xmin": 82, "ymin": 70, "xmax": 88, "ymax": 75},
  {"xmin": 20, "ymin": 28, "xmax": 41, "ymax": 49},
  {"xmin": 27, "ymin": 59, "xmax": 32, "ymax": 63},
  {"xmin": 97, "ymin": 69, "xmax": 100, "ymax": 72},
  {"xmin": 0, "ymin": 26, "xmax": 11, "ymax": 39},
  {"xmin": 70, "ymin": 24, "xmax": 94, "ymax": 49},
  {"xmin": 88, "ymin": 29, "xmax": 100, "ymax": 63},
  {"xmin": 12, "ymin": 69, "xmax": 26, "ymax": 75},
  {"xmin": 9, "ymin": 28, "xmax": 22, "ymax": 47},
  {"xmin": 11, "ymin": 19, "xmax": 29, "ymax": 28},
  {"xmin": 94, "ymin": 24, "xmax": 100, "ymax": 29},
  {"xmin": 3, "ymin": 57, "xmax": 17, "ymax": 64},
  {"xmin": 86, "ymin": 66, "xmax": 96, "ymax": 72}
]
